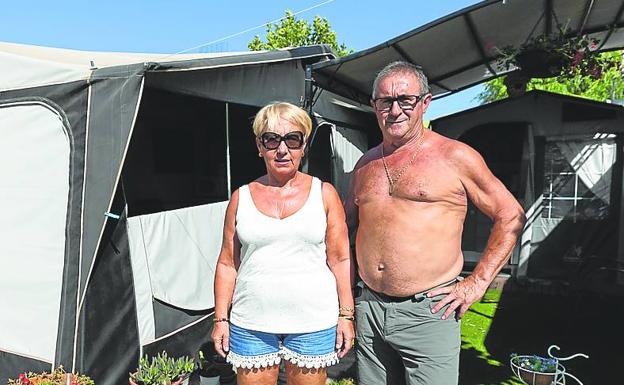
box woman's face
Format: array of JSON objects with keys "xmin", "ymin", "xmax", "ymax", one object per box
[{"xmin": 256, "ymin": 118, "xmax": 306, "ymax": 178}]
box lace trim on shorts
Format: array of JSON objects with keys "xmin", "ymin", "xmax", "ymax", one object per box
[
  {"xmin": 226, "ymin": 351, "xmax": 281, "ymax": 369},
  {"xmin": 280, "ymin": 346, "xmax": 339, "ymax": 368}
]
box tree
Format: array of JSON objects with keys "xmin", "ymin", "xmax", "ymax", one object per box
[
  {"xmin": 477, "ymin": 51, "xmax": 624, "ymax": 104},
  {"xmin": 248, "ymin": 10, "xmax": 353, "ymax": 57}
]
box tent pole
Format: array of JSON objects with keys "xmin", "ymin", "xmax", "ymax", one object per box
[
  {"xmin": 617, "ymin": 136, "xmax": 624, "ymax": 284},
  {"xmin": 225, "ymin": 103, "xmax": 232, "ymax": 199}
]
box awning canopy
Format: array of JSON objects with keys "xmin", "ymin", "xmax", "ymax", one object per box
[{"xmin": 310, "ymin": 0, "xmax": 624, "ymax": 104}]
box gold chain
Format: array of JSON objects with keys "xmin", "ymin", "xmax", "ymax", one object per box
[{"xmin": 380, "ymin": 134, "xmax": 426, "ymax": 196}]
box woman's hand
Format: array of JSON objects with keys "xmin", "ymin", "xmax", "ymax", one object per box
[
  {"xmin": 335, "ymin": 318, "xmax": 355, "ymax": 358},
  {"xmin": 211, "ymin": 321, "xmax": 230, "ymax": 358}
]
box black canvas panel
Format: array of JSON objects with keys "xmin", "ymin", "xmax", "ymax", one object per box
[
  {"xmin": 144, "ymin": 316, "xmax": 213, "ymax": 363},
  {"xmin": 80, "ymin": 66, "xmax": 145, "ymax": 298},
  {"xmin": 153, "ymin": 300, "xmax": 211, "ymax": 339},
  {"xmin": 78, "ymin": 207, "xmax": 140, "ymax": 385},
  {"xmin": 0, "ymin": 351, "xmax": 51, "ymax": 384}
]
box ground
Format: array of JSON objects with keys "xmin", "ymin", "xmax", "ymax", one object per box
[{"xmin": 327, "ymin": 275, "xmax": 624, "ymax": 385}]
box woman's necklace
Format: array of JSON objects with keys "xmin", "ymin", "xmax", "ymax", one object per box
[{"xmin": 380, "ymin": 133, "xmax": 426, "ymax": 196}]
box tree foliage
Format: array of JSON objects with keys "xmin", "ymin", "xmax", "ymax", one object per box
[
  {"xmin": 477, "ymin": 51, "xmax": 624, "ymax": 104},
  {"xmin": 248, "ymin": 10, "xmax": 352, "ymax": 57}
]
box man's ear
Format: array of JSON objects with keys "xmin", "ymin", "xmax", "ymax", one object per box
[{"xmin": 421, "ymin": 94, "xmax": 433, "ymax": 114}]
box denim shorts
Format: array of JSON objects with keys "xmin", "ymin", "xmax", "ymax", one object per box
[{"xmin": 226, "ymin": 323, "xmax": 338, "ymax": 370}]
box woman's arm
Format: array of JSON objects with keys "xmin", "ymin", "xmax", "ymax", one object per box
[
  {"xmin": 212, "ymin": 189, "xmax": 241, "ymax": 357},
  {"xmin": 322, "ymin": 182, "xmax": 355, "ymax": 358}
]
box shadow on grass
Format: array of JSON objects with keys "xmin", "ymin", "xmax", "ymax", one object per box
[{"xmin": 460, "ymin": 278, "xmax": 624, "ymax": 385}]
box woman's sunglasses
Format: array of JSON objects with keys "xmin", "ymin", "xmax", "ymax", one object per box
[{"xmin": 260, "ymin": 131, "xmax": 305, "ymax": 150}]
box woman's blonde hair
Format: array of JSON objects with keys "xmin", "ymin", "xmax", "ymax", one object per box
[{"xmin": 252, "ymin": 102, "xmax": 312, "ymax": 138}]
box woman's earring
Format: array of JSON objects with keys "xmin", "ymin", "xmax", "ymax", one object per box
[{"xmin": 258, "ymin": 152, "xmax": 262, "ymax": 157}]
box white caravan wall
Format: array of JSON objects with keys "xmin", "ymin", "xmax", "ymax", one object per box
[{"xmin": 0, "ymin": 103, "xmax": 70, "ymax": 362}]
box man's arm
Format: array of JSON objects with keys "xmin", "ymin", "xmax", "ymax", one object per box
[
  {"xmin": 344, "ymin": 148, "xmax": 377, "ymax": 245},
  {"xmin": 430, "ymin": 141, "xmax": 526, "ymax": 319}
]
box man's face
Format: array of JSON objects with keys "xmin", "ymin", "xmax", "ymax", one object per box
[{"xmin": 372, "ymin": 72, "xmax": 431, "ymax": 143}]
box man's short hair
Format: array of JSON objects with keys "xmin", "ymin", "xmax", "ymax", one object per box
[{"xmin": 372, "ymin": 61, "xmax": 430, "ymax": 98}]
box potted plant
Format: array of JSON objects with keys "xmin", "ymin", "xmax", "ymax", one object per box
[
  {"xmin": 7, "ymin": 366, "xmax": 94, "ymax": 385},
  {"xmin": 510, "ymin": 353, "xmax": 559, "ymax": 385},
  {"xmin": 129, "ymin": 351, "xmax": 195, "ymax": 385},
  {"xmin": 497, "ymin": 22, "xmax": 611, "ymax": 80}
]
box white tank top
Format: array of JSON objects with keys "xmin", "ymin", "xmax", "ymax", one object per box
[{"xmin": 230, "ymin": 177, "xmax": 339, "ymax": 333}]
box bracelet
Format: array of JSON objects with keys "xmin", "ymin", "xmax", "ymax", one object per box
[
  {"xmin": 339, "ymin": 306, "xmax": 354, "ymax": 313},
  {"xmin": 213, "ymin": 318, "xmax": 229, "ymax": 323},
  {"xmin": 338, "ymin": 315, "xmax": 355, "ymax": 321}
]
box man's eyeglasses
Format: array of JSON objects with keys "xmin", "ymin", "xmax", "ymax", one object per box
[
  {"xmin": 260, "ymin": 131, "xmax": 305, "ymax": 150},
  {"xmin": 371, "ymin": 94, "xmax": 429, "ymax": 112}
]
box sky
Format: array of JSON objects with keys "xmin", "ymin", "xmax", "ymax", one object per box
[{"xmin": 0, "ymin": 0, "xmax": 484, "ymax": 119}]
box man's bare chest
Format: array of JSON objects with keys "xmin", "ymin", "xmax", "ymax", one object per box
[{"xmin": 354, "ymin": 159, "xmax": 464, "ymax": 206}]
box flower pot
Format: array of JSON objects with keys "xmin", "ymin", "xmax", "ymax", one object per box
[
  {"xmin": 503, "ymin": 71, "xmax": 529, "ymax": 97},
  {"xmin": 517, "ymin": 367, "xmax": 556, "ymax": 385},
  {"xmin": 515, "ymin": 49, "xmax": 565, "ymax": 78}
]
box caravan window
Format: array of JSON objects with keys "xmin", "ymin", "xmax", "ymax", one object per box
[{"xmin": 542, "ymin": 134, "xmax": 616, "ymax": 220}]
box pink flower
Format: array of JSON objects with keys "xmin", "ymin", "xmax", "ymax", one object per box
[{"xmin": 571, "ymin": 51, "xmax": 584, "ymax": 67}]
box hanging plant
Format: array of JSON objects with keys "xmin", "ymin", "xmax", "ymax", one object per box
[{"xmin": 497, "ymin": 24, "xmax": 617, "ymax": 80}]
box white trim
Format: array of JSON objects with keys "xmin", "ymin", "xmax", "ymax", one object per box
[
  {"xmin": 74, "ymin": 76, "xmax": 146, "ymax": 353},
  {"xmin": 225, "ymin": 102, "xmax": 232, "ymax": 199},
  {"xmin": 145, "ymin": 312, "xmax": 214, "ymax": 346},
  {"xmin": 0, "ymin": 347, "xmax": 54, "ymax": 366},
  {"xmin": 71, "ymin": 83, "xmax": 92, "ymax": 372}
]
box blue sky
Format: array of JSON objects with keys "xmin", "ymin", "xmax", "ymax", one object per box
[{"xmin": 1, "ymin": 0, "xmax": 484, "ymax": 119}]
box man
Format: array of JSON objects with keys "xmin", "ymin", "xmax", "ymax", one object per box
[{"xmin": 345, "ymin": 61, "xmax": 525, "ymax": 385}]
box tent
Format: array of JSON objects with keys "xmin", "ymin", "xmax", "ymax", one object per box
[
  {"xmin": 431, "ymin": 90, "xmax": 624, "ymax": 280},
  {"xmin": 0, "ymin": 41, "xmax": 372, "ymax": 385}
]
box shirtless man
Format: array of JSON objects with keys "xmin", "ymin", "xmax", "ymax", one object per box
[{"xmin": 346, "ymin": 61, "xmax": 525, "ymax": 385}]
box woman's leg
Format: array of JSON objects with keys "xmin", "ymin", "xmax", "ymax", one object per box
[
  {"xmin": 284, "ymin": 362, "xmax": 327, "ymax": 385},
  {"xmin": 236, "ymin": 365, "xmax": 280, "ymax": 385}
]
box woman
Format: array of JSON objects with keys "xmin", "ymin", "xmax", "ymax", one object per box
[{"xmin": 212, "ymin": 102, "xmax": 354, "ymax": 385}]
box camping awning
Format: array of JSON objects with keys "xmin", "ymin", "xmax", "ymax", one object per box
[
  {"xmin": 310, "ymin": 0, "xmax": 624, "ymax": 103},
  {"xmin": 0, "ymin": 41, "xmax": 336, "ymax": 91}
]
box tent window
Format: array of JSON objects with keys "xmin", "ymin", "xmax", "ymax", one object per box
[{"xmin": 542, "ymin": 134, "xmax": 617, "ymax": 220}]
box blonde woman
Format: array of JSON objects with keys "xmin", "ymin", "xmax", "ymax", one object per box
[{"xmin": 212, "ymin": 102, "xmax": 354, "ymax": 385}]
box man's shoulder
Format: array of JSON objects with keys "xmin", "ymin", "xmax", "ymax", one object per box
[
  {"xmin": 429, "ymin": 131, "xmax": 478, "ymax": 160},
  {"xmin": 354, "ymin": 145, "xmax": 381, "ymax": 171}
]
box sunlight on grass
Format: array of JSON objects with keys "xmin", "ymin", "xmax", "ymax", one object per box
[
  {"xmin": 461, "ymin": 288, "xmax": 523, "ymax": 385},
  {"xmin": 461, "ymin": 288, "xmax": 503, "ymax": 365}
]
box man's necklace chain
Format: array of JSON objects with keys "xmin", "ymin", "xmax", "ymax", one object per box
[{"xmin": 380, "ymin": 133, "xmax": 426, "ymax": 196}]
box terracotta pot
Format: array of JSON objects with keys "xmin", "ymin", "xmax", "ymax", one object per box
[{"xmin": 517, "ymin": 367, "xmax": 556, "ymax": 385}]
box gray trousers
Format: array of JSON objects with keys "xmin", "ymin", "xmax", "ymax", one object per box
[{"xmin": 355, "ymin": 281, "xmax": 461, "ymax": 385}]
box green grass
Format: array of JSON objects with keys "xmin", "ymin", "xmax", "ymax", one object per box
[{"xmin": 461, "ymin": 288, "xmax": 523, "ymax": 385}]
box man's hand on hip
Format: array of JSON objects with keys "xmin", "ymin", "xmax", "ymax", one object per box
[{"xmin": 427, "ymin": 275, "xmax": 488, "ymax": 320}]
